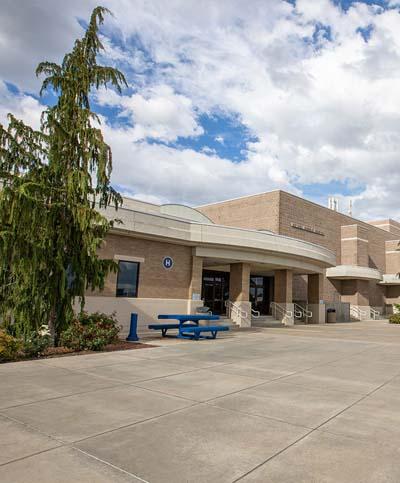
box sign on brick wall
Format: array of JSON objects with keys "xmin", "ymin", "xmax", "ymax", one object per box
[
  {"xmin": 162, "ymin": 256, "xmax": 174, "ymax": 269},
  {"xmin": 290, "ymin": 222, "xmax": 325, "ymax": 236}
]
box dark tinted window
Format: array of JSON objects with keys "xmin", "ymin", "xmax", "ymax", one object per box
[{"xmin": 116, "ymin": 261, "xmax": 139, "ymax": 297}]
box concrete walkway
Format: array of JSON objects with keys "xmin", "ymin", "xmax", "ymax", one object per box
[{"xmin": 1, "ymin": 320, "xmax": 400, "ymax": 482}]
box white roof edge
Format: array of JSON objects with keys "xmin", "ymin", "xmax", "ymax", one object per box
[
  {"xmin": 105, "ymin": 204, "xmax": 336, "ymax": 257},
  {"xmin": 326, "ymin": 265, "xmax": 382, "ymax": 281}
]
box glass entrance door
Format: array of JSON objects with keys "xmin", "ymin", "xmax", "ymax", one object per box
[
  {"xmin": 202, "ymin": 270, "xmax": 230, "ymax": 315},
  {"xmin": 250, "ymin": 276, "xmax": 274, "ymax": 315}
]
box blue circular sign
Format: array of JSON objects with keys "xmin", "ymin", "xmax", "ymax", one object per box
[{"xmin": 162, "ymin": 256, "xmax": 174, "ymax": 270}]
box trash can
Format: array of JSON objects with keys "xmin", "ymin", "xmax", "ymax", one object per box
[{"xmin": 327, "ymin": 308, "xmax": 336, "ymax": 323}]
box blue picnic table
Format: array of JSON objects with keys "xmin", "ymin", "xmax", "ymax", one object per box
[{"xmin": 148, "ymin": 314, "xmax": 229, "ymax": 340}]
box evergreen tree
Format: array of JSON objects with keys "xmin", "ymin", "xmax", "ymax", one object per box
[{"xmin": 0, "ymin": 7, "xmax": 126, "ymax": 342}]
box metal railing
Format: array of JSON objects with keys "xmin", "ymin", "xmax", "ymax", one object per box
[
  {"xmin": 350, "ymin": 305, "xmax": 367, "ymax": 320},
  {"xmin": 225, "ymin": 300, "xmax": 249, "ymax": 326},
  {"xmin": 370, "ymin": 307, "xmax": 381, "ymax": 320},
  {"xmin": 294, "ymin": 303, "xmax": 313, "ymax": 321},
  {"xmin": 270, "ymin": 302, "xmax": 293, "ymax": 322},
  {"xmin": 251, "ymin": 308, "xmax": 260, "ymax": 318}
]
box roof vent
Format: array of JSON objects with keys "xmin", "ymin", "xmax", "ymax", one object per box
[{"xmin": 328, "ymin": 197, "xmax": 339, "ymax": 212}]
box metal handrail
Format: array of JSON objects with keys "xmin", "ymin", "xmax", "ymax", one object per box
[
  {"xmin": 251, "ymin": 308, "xmax": 260, "ymax": 318},
  {"xmin": 370, "ymin": 307, "xmax": 380, "ymax": 320},
  {"xmin": 225, "ymin": 300, "xmax": 249, "ymax": 324},
  {"xmin": 270, "ymin": 302, "xmax": 293, "ymax": 321},
  {"xmin": 294, "ymin": 303, "xmax": 313, "ymax": 319},
  {"xmin": 350, "ymin": 305, "xmax": 367, "ymax": 320}
]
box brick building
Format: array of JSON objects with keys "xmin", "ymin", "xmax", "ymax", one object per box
[{"xmin": 84, "ymin": 190, "xmax": 400, "ymax": 334}]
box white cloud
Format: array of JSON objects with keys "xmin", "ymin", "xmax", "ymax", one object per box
[
  {"xmin": 2, "ymin": 1, "xmax": 400, "ymax": 219},
  {"xmin": 97, "ymin": 84, "xmax": 203, "ymax": 142},
  {"xmin": 0, "ymin": 82, "xmax": 43, "ymax": 130}
]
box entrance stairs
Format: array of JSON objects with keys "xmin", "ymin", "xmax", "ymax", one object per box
[
  {"xmin": 211, "ymin": 315, "xmax": 283, "ymax": 329},
  {"xmin": 251, "ymin": 315, "xmax": 283, "ymax": 328},
  {"xmin": 216, "ymin": 316, "xmax": 240, "ymax": 329}
]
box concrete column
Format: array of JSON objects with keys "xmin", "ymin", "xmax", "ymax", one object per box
[
  {"xmin": 307, "ymin": 273, "xmax": 326, "ymax": 324},
  {"xmin": 188, "ymin": 256, "xmax": 203, "ymax": 313},
  {"xmin": 189, "ymin": 256, "xmax": 203, "ymax": 299},
  {"xmin": 354, "ymin": 280, "xmax": 371, "ymax": 319},
  {"xmin": 229, "ymin": 263, "xmax": 250, "ymax": 302},
  {"xmin": 229, "ymin": 263, "xmax": 251, "ymax": 327},
  {"xmin": 274, "ymin": 270, "xmax": 294, "ymax": 325},
  {"xmin": 341, "ymin": 279, "xmax": 371, "ymax": 320},
  {"xmin": 274, "ymin": 270, "xmax": 293, "ymax": 303}
]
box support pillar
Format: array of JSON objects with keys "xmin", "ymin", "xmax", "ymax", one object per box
[
  {"xmin": 188, "ymin": 255, "xmax": 203, "ymax": 313},
  {"xmin": 274, "ymin": 270, "xmax": 294, "ymax": 325},
  {"xmin": 341, "ymin": 279, "xmax": 370, "ymax": 320},
  {"xmin": 274, "ymin": 270, "xmax": 293, "ymax": 303},
  {"xmin": 308, "ymin": 273, "xmax": 325, "ymax": 324},
  {"xmin": 354, "ymin": 280, "xmax": 370, "ymax": 320},
  {"xmin": 229, "ymin": 263, "xmax": 251, "ymax": 327}
]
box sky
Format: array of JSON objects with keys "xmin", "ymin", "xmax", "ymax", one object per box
[{"xmin": 1, "ymin": 0, "xmax": 400, "ymax": 220}]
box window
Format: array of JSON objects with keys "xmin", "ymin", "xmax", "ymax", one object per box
[{"xmin": 116, "ymin": 261, "xmax": 140, "ymax": 297}]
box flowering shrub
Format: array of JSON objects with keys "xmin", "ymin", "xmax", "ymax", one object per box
[
  {"xmin": 23, "ymin": 325, "xmax": 52, "ymax": 357},
  {"xmin": 60, "ymin": 312, "xmax": 120, "ymax": 351},
  {"xmin": 0, "ymin": 330, "xmax": 22, "ymax": 362}
]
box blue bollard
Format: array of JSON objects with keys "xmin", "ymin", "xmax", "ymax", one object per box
[{"xmin": 126, "ymin": 313, "xmax": 139, "ymax": 342}]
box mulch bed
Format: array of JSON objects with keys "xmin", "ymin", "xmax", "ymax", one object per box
[
  {"xmin": 1, "ymin": 339, "xmax": 157, "ymax": 364},
  {"xmin": 41, "ymin": 340, "xmax": 157, "ymax": 359}
]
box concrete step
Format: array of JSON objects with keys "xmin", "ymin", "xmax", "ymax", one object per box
[
  {"xmin": 211, "ymin": 317, "xmax": 239, "ymax": 328},
  {"xmin": 251, "ymin": 315, "xmax": 283, "ymax": 328}
]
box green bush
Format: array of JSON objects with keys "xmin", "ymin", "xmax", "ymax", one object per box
[
  {"xmin": 394, "ymin": 304, "xmax": 400, "ymax": 314},
  {"xmin": 60, "ymin": 312, "xmax": 120, "ymax": 351},
  {"xmin": 0, "ymin": 330, "xmax": 22, "ymax": 362},
  {"xmin": 23, "ymin": 326, "xmax": 52, "ymax": 357},
  {"xmin": 389, "ymin": 313, "xmax": 400, "ymax": 324}
]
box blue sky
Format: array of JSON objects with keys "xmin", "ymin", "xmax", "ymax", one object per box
[{"xmin": 1, "ymin": 0, "xmax": 400, "ymax": 219}]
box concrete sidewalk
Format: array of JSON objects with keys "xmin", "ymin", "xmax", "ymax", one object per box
[{"xmin": 1, "ymin": 320, "xmax": 400, "ymax": 482}]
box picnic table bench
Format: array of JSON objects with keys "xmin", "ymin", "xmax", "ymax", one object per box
[
  {"xmin": 148, "ymin": 323, "xmax": 181, "ymax": 337},
  {"xmin": 148, "ymin": 314, "xmax": 230, "ymax": 340},
  {"xmin": 179, "ymin": 325, "xmax": 230, "ymax": 340}
]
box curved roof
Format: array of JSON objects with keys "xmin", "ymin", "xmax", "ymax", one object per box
[
  {"xmin": 100, "ymin": 203, "xmax": 336, "ymax": 273},
  {"xmin": 160, "ymin": 204, "xmax": 214, "ymax": 224}
]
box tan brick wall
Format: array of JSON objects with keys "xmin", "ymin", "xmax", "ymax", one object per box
[
  {"xmin": 198, "ymin": 191, "xmax": 280, "ymax": 233},
  {"xmin": 198, "ymin": 190, "xmax": 398, "ymax": 307},
  {"xmin": 386, "ymin": 286, "xmax": 400, "ymax": 305},
  {"xmin": 94, "ymin": 233, "xmax": 193, "ymax": 299},
  {"xmin": 341, "ymin": 225, "xmax": 369, "ymax": 267},
  {"xmin": 385, "ymin": 240, "xmax": 400, "ymax": 273},
  {"xmin": 277, "ymin": 192, "xmax": 392, "ymax": 306},
  {"xmin": 293, "ymin": 274, "xmax": 307, "ymax": 302},
  {"xmin": 308, "ymin": 274, "xmax": 324, "ymax": 304},
  {"xmin": 341, "ymin": 280, "xmax": 369, "ymax": 306},
  {"xmin": 369, "ymin": 219, "xmax": 400, "ymax": 237}
]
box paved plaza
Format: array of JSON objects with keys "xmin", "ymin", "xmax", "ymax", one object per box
[{"xmin": 1, "ymin": 320, "xmax": 400, "ymax": 482}]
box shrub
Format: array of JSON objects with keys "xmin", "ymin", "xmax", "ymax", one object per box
[
  {"xmin": 60, "ymin": 312, "xmax": 120, "ymax": 351},
  {"xmin": 0, "ymin": 330, "xmax": 22, "ymax": 362},
  {"xmin": 23, "ymin": 325, "xmax": 52, "ymax": 358},
  {"xmin": 394, "ymin": 303, "xmax": 400, "ymax": 314},
  {"xmin": 389, "ymin": 313, "xmax": 400, "ymax": 324}
]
